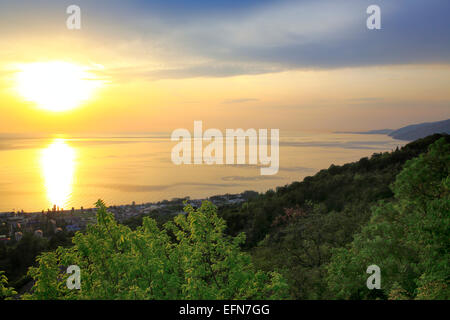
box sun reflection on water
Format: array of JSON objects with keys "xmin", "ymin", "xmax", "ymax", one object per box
[{"xmin": 40, "ymin": 139, "xmax": 76, "ymax": 209}]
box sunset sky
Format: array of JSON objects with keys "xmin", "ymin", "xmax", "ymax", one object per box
[{"xmin": 1, "ymin": 0, "xmax": 449, "ymax": 134}]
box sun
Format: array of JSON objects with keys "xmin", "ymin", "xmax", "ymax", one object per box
[{"xmin": 15, "ymin": 61, "xmax": 102, "ymax": 112}]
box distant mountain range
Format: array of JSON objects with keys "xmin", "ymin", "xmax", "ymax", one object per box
[
  {"xmin": 336, "ymin": 119, "xmax": 450, "ymax": 141},
  {"xmin": 387, "ymin": 119, "xmax": 450, "ymax": 140}
]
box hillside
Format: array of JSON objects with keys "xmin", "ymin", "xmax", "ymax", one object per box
[
  {"xmin": 219, "ymin": 133, "xmax": 449, "ymax": 299},
  {"xmin": 220, "ymin": 133, "xmax": 449, "ymax": 246},
  {"xmin": 388, "ymin": 119, "xmax": 450, "ymax": 140}
]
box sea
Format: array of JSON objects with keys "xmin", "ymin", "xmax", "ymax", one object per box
[{"xmin": 0, "ymin": 132, "xmax": 407, "ymax": 212}]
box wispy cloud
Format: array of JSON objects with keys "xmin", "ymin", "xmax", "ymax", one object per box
[
  {"xmin": 348, "ymin": 97, "xmax": 384, "ymax": 103},
  {"xmin": 223, "ymin": 98, "xmax": 260, "ymax": 104}
]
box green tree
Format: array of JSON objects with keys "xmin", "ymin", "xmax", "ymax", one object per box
[
  {"xmin": 0, "ymin": 271, "xmax": 16, "ymax": 299},
  {"xmin": 24, "ymin": 200, "xmax": 287, "ymax": 300},
  {"xmin": 327, "ymin": 138, "xmax": 449, "ymax": 299}
]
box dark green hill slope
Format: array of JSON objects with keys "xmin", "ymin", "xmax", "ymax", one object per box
[
  {"xmin": 219, "ymin": 134, "xmax": 449, "ymax": 299},
  {"xmin": 220, "ymin": 133, "xmax": 449, "ymax": 247}
]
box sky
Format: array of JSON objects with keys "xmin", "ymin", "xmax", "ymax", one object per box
[{"xmin": 0, "ymin": 0, "xmax": 449, "ymax": 134}]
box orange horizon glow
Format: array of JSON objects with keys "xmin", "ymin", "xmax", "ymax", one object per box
[{"xmin": 1, "ymin": 58, "xmax": 449, "ymax": 134}]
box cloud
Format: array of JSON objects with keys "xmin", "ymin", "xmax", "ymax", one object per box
[
  {"xmin": 118, "ymin": 0, "xmax": 450, "ymax": 78},
  {"xmin": 223, "ymin": 98, "xmax": 260, "ymax": 104},
  {"xmin": 1, "ymin": 0, "xmax": 449, "ymax": 80},
  {"xmin": 348, "ymin": 97, "xmax": 384, "ymax": 103},
  {"xmin": 98, "ymin": 63, "xmax": 279, "ymax": 81},
  {"xmin": 0, "ymin": 143, "xmax": 27, "ymax": 151}
]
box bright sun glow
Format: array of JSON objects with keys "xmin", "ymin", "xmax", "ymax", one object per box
[
  {"xmin": 41, "ymin": 138, "xmax": 76, "ymax": 209},
  {"xmin": 15, "ymin": 61, "xmax": 102, "ymax": 112}
]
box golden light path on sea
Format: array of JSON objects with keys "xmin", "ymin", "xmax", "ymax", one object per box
[{"xmin": 40, "ymin": 138, "xmax": 76, "ymax": 210}]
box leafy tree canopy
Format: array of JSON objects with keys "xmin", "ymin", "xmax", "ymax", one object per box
[
  {"xmin": 327, "ymin": 138, "xmax": 449, "ymax": 299},
  {"xmin": 0, "ymin": 271, "xmax": 16, "ymax": 300},
  {"xmin": 24, "ymin": 201, "xmax": 287, "ymax": 300}
]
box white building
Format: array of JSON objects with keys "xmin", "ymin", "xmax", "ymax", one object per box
[
  {"xmin": 34, "ymin": 229, "xmax": 43, "ymax": 238},
  {"xmin": 14, "ymin": 231, "xmax": 23, "ymax": 241}
]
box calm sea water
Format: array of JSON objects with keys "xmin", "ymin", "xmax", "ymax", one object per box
[{"xmin": 0, "ymin": 132, "xmax": 407, "ymax": 212}]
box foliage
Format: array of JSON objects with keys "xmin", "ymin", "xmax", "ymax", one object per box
[
  {"xmin": 0, "ymin": 271, "xmax": 17, "ymax": 299},
  {"xmin": 24, "ymin": 200, "xmax": 287, "ymax": 300},
  {"xmin": 0, "ymin": 233, "xmax": 50, "ymax": 288},
  {"xmin": 327, "ymin": 137, "xmax": 450, "ymax": 299},
  {"xmin": 221, "ymin": 134, "xmax": 448, "ymax": 248},
  {"xmin": 0, "ymin": 228, "xmax": 73, "ymax": 292},
  {"xmin": 233, "ymin": 134, "xmax": 449, "ymax": 299}
]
